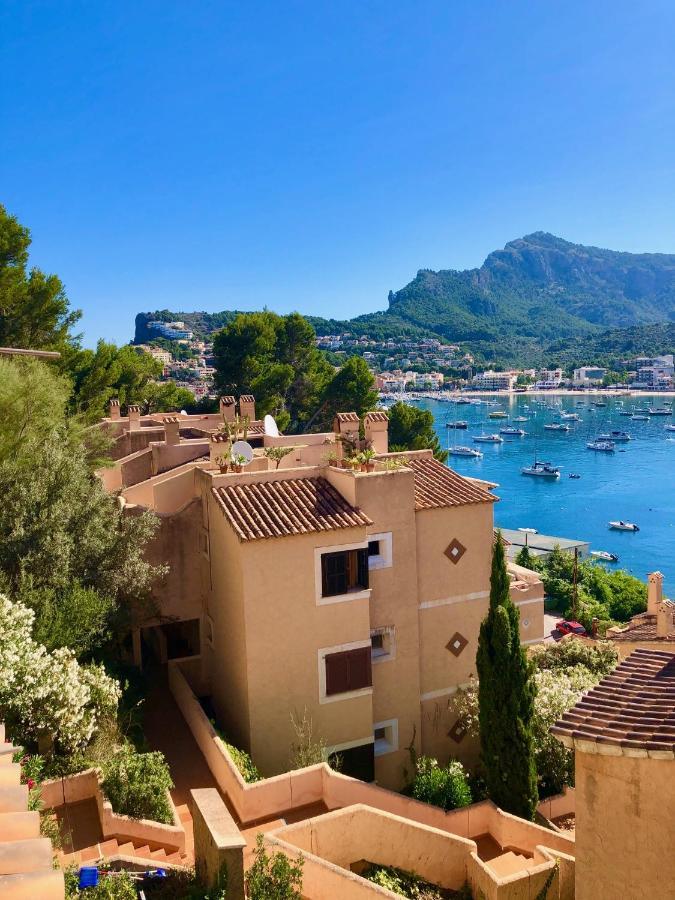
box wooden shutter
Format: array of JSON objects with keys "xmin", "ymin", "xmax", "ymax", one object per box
[
  {"xmin": 325, "ymin": 650, "xmax": 350, "ymax": 695},
  {"xmin": 321, "ymin": 552, "xmax": 349, "ymax": 597},
  {"xmin": 347, "ymin": 646, "xmax": 372, "ymax": 691},
  {"xmin": 325, "ymin": 647, "xmax": 372, "ymax": 695},
  {"xmin": 357, "ymin": 548, "xmax": 369, "ymax": 590}
]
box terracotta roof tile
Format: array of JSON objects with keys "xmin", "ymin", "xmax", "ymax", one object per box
[
  {"xmin": 212, "ymin": 477, "xmax": 373, "ymax": 541},
  {"xmin": 239, "ymin": 394, "xmax": 255, "ymax": 403},
  {"xmin": 220, "ymin": 395, "xmax": 235, "ymax": 405},
  {"xmin": 551, "ymin": 648, "xmax": 675, "ymax": 755},
  {"xmin": 364, "ymin": 411, "xmax": 389, "ymax": 423},
  {"xmin": 335, "ymin": 412, "xmax": 359, "ymax": 423},
  {"xmin": 408, "ymin": 457, "xmax": 496, "ymax": 510}
]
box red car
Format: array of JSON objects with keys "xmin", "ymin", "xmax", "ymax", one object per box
[{"xmin": 555, "ymin": 620, "xmax": 587, "ymax": 637}]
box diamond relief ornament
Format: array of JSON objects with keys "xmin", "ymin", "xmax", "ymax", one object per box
[
  {"xmin": 446, "ymin": 631, "xmax": 468, "ymax": 657},
  {"xmin": 444, "ymin": 538, "xmax": 466, "ymax": 564}
]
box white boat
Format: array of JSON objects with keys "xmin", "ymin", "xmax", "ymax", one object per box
[
  {"xmin": 449, "ymin": 446, "xmax": 482, "ymax": 458},
  {"xmin": 512, "ymin": 416, "xmax": 528, "ymax": 422},
  {"xmin": 488, "ymin": 410, "xmax": 508, "ymax": 419},
  {"xmin": 631, "ymin": 414, "xmax": 649, "ymax": 421},
  {"xmin": 591, "ymin": 550, "xmax": 619, "ymax": 562},
  {"xmin": 587, "ymin": 440, "xmax": 615, "ymax": 452},
  {"xmin": 445, "ymin": 421, "xmax": 468, "ymax": 429},
  {"xmin": 609, "ymin": 520, "xmax": 640, "ymax": 532},
  {"xmin": 649, "ymin": 408, "xmax": 672, "ymax": 416},
  {"xmin": 561, "ymin": 412, "xmax": 581, "ymax": 421},
  {"xmin": 521, "ymin": 459, "xmax": 561, "ymax": 478},
  {"xmin": 499, "ymin": 426, "xmax": 526, "ymax": 436},
  {"xmin": 544, "ymin": 423, "xmax": 570, "ymax": 432},
  {"xmin": 665, "ymin": 424, "xmax": 675, "ymax": 432},
  {"xmin": 518, "ymin": 527, "xmax": 538, "ymax": 534},
  {"xmin": 473, "ymin": 434, "xmax": 504, "ymax": 444},
  {"xmin": 597, "ymin": 431, "xmax": 631, "ymax": 442}
]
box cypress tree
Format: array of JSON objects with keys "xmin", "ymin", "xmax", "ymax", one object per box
[{"xmin": 477, "ymin": 532, "xmax": 538, "ymax": 820}]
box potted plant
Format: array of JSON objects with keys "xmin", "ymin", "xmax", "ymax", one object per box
[
  {"xmin": 230, "ymin": 452, "xmax": 247, "ymax": 473},
  {"xmin": 359, "ymin": 448, "xmax": 376, "ymax": 472},
  {"xmin": 323, "ymin": 451, "xmax": 339, "ymax": 467},
  {"xmin": 263, "ymin": 446, "xmax": 295, "ymax": 470},
  {"xmin": 215, "ymin": 454, "xmax": 229, "ymax": 474},
  {"xmin": 345, "ymin": 456, "xmax": 360, "ymax": 472}
]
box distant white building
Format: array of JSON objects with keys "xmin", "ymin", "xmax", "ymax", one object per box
[
  {"xmin": 472, "ymin": 370, "xmax": 516, "ymax": 391},
  {"xmin": 573, "ymin": 366, "xmax": 606, "ymax": 387}
]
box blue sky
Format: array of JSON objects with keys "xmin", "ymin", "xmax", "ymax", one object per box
[{"xmin": 2, "ymin": 1, "xmax": 675, "ymax": 346}]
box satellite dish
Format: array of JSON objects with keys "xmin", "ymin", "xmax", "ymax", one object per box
[
  {"xmin": 231, "ymin": 441, "xmax": 254, "ymax": 465},
  {"xmin": 264, "ymin": 414, "xmax": 280, "ymax": 437},
  {"xmin": 180, "ymin": 410, "xmax": 187, "ymax": 416}
]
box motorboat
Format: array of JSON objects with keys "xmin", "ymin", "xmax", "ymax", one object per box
[
  {"xmin": 665, "ymin": 424, "xmax": 675, "ymax": 432},
  {"xmin": 499, "ymin": 426, "xmax": 526, "ymax": 436},
  {"xmin": 544, "ymin": 423, "xmax": 570, "ymax": 432},
  {"xmin": 597, "ymin": 431, "xmax": 631, "ymax": 442},
  {"xmin": 587, "ymin": 440, "xmax": 615, "ymax": 452},
  {"xmin": 445, "ymin": 421, "xmax": 468, "ymax": 429},
  {"xmin": 609, "ymin": 521, "xmax": 640, "ymax": 532},
  {"xmin": 593, "ymin": 400, "xmax": 607, "ymax": 407},
  {"xmin": 631, "ymin": 414, "xmax": 649, "ymax": 421},
  {"xmin": 591, "ymin": 550, "xmax": 619, "ymax": 562},
  {"xmin": 513, "ymin": 416, "xmax": 528, "ymax": 422},
  {"xmin": 568, "ymin": 473, "xmax": 581, "ymax": 479},
  {"xmin": 649, "ymin": 408, "xmax": 672, "ymax": 416},
  {"xmin": 488, "ymin": 411, "xmax": 508, "ymax": 419},
  {"xmin": 518, "ymin": 527, "xmax": 538, "ymax": 534},
  {"xmin": 619, "ymin": 411, "xmax": 633, "ymax": 416},
  {"xmin": 449, "ymin": 446, "xmax": 482, "ymax": 458},
  {"xmin": 521, "ymin": 459, "xmax": 561, "ymax": 478},
  {"xmin": 561, "ymin": 412, "xmax": 581, "ymax": 421},
  {"xmin": 473, "ymin": 433, "xmax": 504, "ymax": 443}
]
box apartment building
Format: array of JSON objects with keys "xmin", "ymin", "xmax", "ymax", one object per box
[
  {"xmin": 472, "ymin": 371, "xmax": 516, "ymax": 391},
  {"xmin": 103, "ymin": 399, "xmax": 544, "ymax": 790},
  {"xmin": 572, "ymin": 366, "xmax": 606, "ymax": 387}
]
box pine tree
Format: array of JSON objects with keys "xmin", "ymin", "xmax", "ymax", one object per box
[
  {"xmin": 514, "ymin": 544, "xmax": 534, "ymax": 569},
  {"xmin": 477, "ymin": 532, "xmax": 538, "ymax": 819}
]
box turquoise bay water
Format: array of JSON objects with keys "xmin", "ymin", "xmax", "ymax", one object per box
[{"xmin": 418, "ymin": 395, "xmax": 675, "ymax": 594}]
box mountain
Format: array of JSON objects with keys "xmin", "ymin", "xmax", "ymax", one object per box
[{"xmin": 133, "ymin": 233, "xmax": 675, "ymax": 364}]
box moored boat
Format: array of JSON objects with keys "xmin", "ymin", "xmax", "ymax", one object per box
[
  {"xmin": 544, "ymin": 423, "xmax": 570, "ymax": 432},
  {"xmin": 587, "ymin": 440, "xmax": 615, "ymax": 452},
  {"xmin": 445, "ymin": 421, "xmax": 468, "ymax": 429},
  {"xmin": 609, "ymin": 520, "xmax": 640, "ymax": 532},
  {"xmin": 591, "ymin": 550, "xmax": 619, "ymax": 562},
  {"xmin": 449, "ymin": 446, "xmax": 482, "ymax": 458},
  {"xmin": 521, "ymin": 459, "xmax": 561, "ymax": 478},
  {"xmin": 597, "ymin": 430, "xmax": 631, "ymax": 442},
  {"xmin": 488, "ymin": 410, "xmax": 508, "ymax": 419},
  {"xmin": 473, "ymin": 433, "xmax": 504, "ymax": 443},
  {"xmin": 499, "ymin": 426, "xmax": 526, "ymax": 436},
  {"xmin": 649, "ymin": 407, "xmax": 672, "ymax": 416}
]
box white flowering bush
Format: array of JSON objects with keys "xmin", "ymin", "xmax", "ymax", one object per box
[
  {"xmin": 0, "ymin": 594, "xmax": 120, "ymax": 753},
  {"xmin": 454, "ymin": 641, "xmax": 617, "ymax": 796}
]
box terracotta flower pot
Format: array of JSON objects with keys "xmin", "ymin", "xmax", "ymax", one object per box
[{"xmin": 218, "ymin": 464, "xmax": 229, "ymax": 474}]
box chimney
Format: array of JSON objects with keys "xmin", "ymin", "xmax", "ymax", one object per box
[
  {"xmin": 656, "ymin": 601, "xmax": 672, "ymax": 638},
  {"xmin": 219, "ymin": 396, "xmax": 236, "ymax": 423},
  {"xmin": 128, "ymin": 405, "xmax": 141, "ymax": 431},
  {"xmin": 364, "ymin": 411, "xmax": 389, "ymax": 455},
  {"xmin": 164, "ymin": 416, "xmax": 181, "ymax": 446},
  {"xmin": 333, "ymin": 412, "xmax": 360, "ymax": 461},
  {"xmin": 239, "ymin": 395, "xmax": 256, "ymax": 422},
  {"xmin": 648, "ymin": 572, "xmax": 664, "ymax": 615},
  {"xmin": 210, "ymin": 432, "xmax": 230, "ymax": 467},
  {"xmin": 109, "ymin": 398, "xmax": 121, "ymax": 421}
]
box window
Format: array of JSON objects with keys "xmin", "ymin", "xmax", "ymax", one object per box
[
  {"xmin": 370, "ymin": 626, "xmax": 395, "ymax": 662},
  {"xmin": 366, "ymin": 532, "xmax": 393, "ymax": 571},
  {"xmin": 373, "ymin": 719, "xmax": 399, "ymax": 756},
  {"xmin": 321, "ymin": 548, "xmax": 369, "ymax": 598},
  {"xmin": 325, "ymin": 647, "xmax": 372, "ymax": 696}
]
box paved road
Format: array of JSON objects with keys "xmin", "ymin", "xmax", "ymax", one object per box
[{"xmin": 543, "ymin": 613, "xmax": 560, "ymax": 642}]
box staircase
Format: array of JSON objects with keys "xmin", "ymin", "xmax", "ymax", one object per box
[
  {"xmin": 0, "ymin": 724, "xmax": 64, "ymax": 899},
  {"xmin": 487, "ymin": 849, "xmax": 537, "ymax": 878},
  {"xmin": 58, "ymin": 835, "xmax": 190, "ymax": 867}
]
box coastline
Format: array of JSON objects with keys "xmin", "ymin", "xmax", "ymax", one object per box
[{"xmin": 385, "ymin": 389, "xmax": 675, "ymax": 399}]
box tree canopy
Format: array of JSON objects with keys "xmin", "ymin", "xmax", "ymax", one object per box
[
  {"xmin": 0, "ymin": 204, "xmax": 81, "ymax": 351},
  {"xmin": 387, "ymin": 401, "xmax": 448, "ymax": 462}
]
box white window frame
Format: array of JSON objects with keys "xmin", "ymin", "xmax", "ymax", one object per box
[
  {"xmin": 318, "ymin": 639, "xmax": 374, "ymax": 705},
  {"xmin": 373, "ymin": 719, "xmax": 399, "ymax": 756},
  {"xmin": 370, "ymin": 625, "xmax": 396, "ymax": 663},
  {"xmin": 367, "ymin": 532, "xmax": 393, "ymax": 571},
  {"xmin": 315, "ymin": 540, "xmax": 372, "ymax": 606}
]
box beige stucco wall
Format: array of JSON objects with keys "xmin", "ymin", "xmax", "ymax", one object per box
[{"xmin": 574, "ymin": 750, "xmax": 675, "ymax": 900}]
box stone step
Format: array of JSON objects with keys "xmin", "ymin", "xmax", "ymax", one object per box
[
  {"xmin": 0, "ymin": 869, "xmax": 65, "ymax": 900},
  {"xmin": 0, "ymin": 786, "xmax": 29, "ymax": 814},
  {"xmin": 488, "ymin": 850, "xmax": 532, "ymax": 878},
  {"xmin": 0, "ymin": 766, "xmax": 21, "ymax": 788},
  {"xmin": 0, "ymin": 838, "xmax": 54, "ymax": 875},
  {"xmin": 0, "ymin": 812, "xmax": 41, "ymax": 842},
  {"xmin": 0, "ymin": 745, "xmax": 21, "ymax": 765}
]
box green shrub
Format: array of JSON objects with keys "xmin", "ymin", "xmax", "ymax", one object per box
[
  {"xmin": 362, "ymin": 863, "xmax": 453, "ymax": 898},
  {"xmin": 529, "ymin": 637, "xmax": 618, "ymax": 676},
  {"xmin": 210, "ymin": 719, "xmax": 261, "ymax": 782},
  {"xmin": 101, "ymin": 746, "xmax": 174, "ymax": 824},
  {"xmin": 246, "ymin": 833, "xmax": 304, "ymax": 899},
  {"xmin": 64, "ymin": 868, "xmax": 137, "ymax": 899},
  {"xmin": 409, "ymin": 757, "xmax": 472, "ymax": 811}
]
